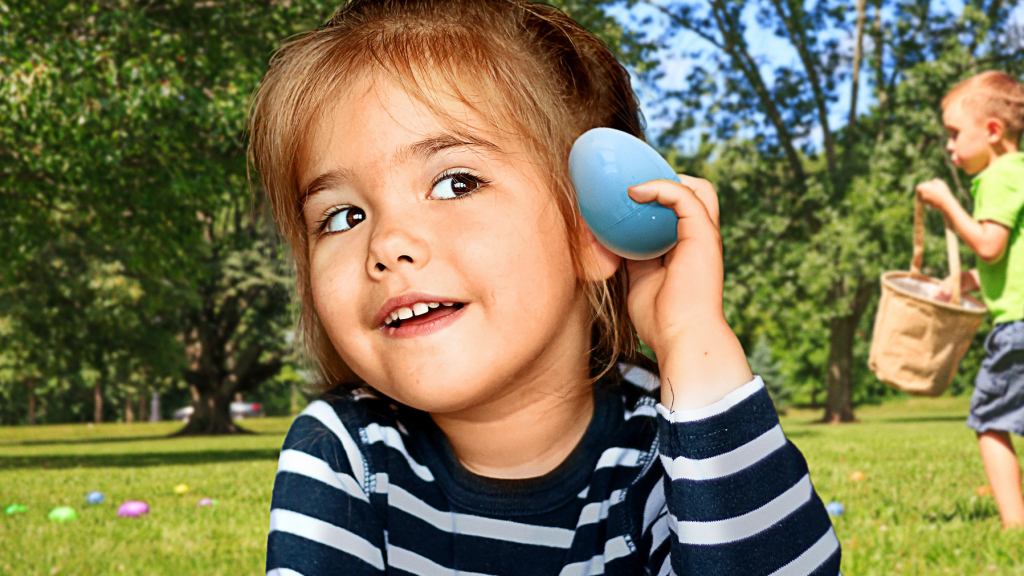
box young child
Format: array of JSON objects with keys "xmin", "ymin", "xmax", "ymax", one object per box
[
  {"xmin": 249, "ymin": 1, "xmax": 839, "ymax": 573},
  {"xmin": 916, "ymin": 71, "xmax": 1024, "ymax": 529}
]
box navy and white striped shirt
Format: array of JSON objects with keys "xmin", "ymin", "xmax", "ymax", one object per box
[{"xmin": 267, "ymin": 367, "xmax": 840, "ymax": 575}]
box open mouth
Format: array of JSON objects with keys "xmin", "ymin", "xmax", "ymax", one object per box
[{"xmin": 383, "ymin": 302, "xmax": 465, "ymax": 329}]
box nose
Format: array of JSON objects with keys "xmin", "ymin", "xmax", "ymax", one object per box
[{"xmin": 366, "ymin": 219, "xmax": 430, "ymax": 278}]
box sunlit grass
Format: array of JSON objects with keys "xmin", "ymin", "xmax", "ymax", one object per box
[
  {"xmin": 2, "ymin": 397, "xmax": 1023, "ymax": 574},
  {"xmin": 0, "ymin": 418, "xmax": 288, "ymax": 575},
  {"xmin": 786, "ymin": 395, "xmax": 1024, "ymax": 575}
]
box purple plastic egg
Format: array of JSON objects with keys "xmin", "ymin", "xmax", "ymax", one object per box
[
  {"xmin": 197, "ymin": 498, "xmax": 215, "ymax": 507},
  {"xmin": 117, "ymin": 500, "xmax": 149, "ymax": 517}
]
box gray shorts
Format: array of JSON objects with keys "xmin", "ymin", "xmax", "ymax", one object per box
[{"xmin": 967, "ymin": 320, "xmax": 1024, "ymax": 435}]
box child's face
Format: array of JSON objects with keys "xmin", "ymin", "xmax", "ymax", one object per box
[
  {"xmin": 298, "ymin": 76, "xmax": 593, "ymax": 413},
  {"xmin": 942, "ymin": 97, "xmax": 994, "ymax": 175}
]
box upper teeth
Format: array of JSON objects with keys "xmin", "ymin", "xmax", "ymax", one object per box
[{"xmin": 386, "ymin": 302, "xmax": 453, "ymax": 326}]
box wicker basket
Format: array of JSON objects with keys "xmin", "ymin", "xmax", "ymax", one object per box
[{"xmin": 867, "ymin": 197, "xmax": 987, "ymax": 396}]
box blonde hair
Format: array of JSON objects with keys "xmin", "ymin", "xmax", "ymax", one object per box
[
  {"xmin": 942, "ymin": 71, "xmax": 1024, "ymax": 142},
  {"xmin": 248, "ymin": 0, "xmax": 651, "ymax": 391}
]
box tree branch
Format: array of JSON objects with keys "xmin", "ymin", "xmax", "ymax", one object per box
[
  {"xmin": 848, "ymin": 0, "xmax": 868, "ymax": 133},
  {"xmin": 771, "ymin": 0, "xmax": 836, "ymax": 175},
  {"xmin": 710, "ymin": 1, "xmax": 807, "ymax": 187}
]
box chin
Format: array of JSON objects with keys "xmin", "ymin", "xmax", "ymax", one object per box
[
  {"xmin": 370, "ymin": 363, "xmax": 500, "ymax": 413},
  {"xmin": 394, "ymin": 383, "xmax": 494, "ymax": 414}
]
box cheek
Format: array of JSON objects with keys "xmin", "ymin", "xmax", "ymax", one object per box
[
  {"xmin": 309, "ymin": 244, "xmax": 364, "ymax": 320},
  {"xmin": 455, "ymin": 199, "xmax": 576, "ymax": 306},
  {"xmin": 507, "ymin": 209, "xmax": 576, "ymax": 301}
]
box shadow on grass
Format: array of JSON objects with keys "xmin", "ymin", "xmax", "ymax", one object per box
[
  {"xmin": 0, "ymin": 435, "xmax": 186, "ymax": 448},
  {"xmin": 0, "ymin": 448, "xmax": 280, "ymax": 470},
  {"xmin": 872, "ymin": 415, "xmax": 966, "ymax": 424},
  {"xmin": 782, "ymin": 430, "xmax": 820, "ymax": 439},
  {"xmin": 923, "ymin": 498, "xmax": 999, "ymax": 523},
  {"xmin": 0, "ymin": 430, "xmax": 281, "ymax": 448}
]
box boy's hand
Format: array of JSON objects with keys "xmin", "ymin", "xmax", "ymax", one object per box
[
  {"xmin": 936, "ymin": 269, "xmax": 981, "ymax": 302},
  {"xmin": 916, "ymin": 179, "xmax": 956, "ymax": 212},
  {"xmin": 625, "ymin": 175, "xmax": 752, "ymax": 410}
]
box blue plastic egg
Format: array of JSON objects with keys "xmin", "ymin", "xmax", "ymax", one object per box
[
  {"xmin": 569, "ymin": 128, "xmax": 679, "ymax": 260},
  {"xmin": 86, "ymin": 491, "xmax": 104, "ymax": 505},
  {"xmin": 826, "ymin": 501, "xmax": 845, "ymax": 517}
]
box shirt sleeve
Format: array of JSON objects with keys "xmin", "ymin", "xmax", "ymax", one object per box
[
  {"xmin": 266, "ymin": 399, "xmax": 386, "ymax": 576},
  {"xmin": 974, "ymin": 164, "xmax": 1024, "ymax": 228},
  {"xmin": 650, "ymin": 377, "xmax": 841, "ymax": 575}
]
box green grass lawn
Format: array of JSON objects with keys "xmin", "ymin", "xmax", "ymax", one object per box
[{"xmin": 2, "ymin": 397, "xmax": 1023, "ymax": 575}]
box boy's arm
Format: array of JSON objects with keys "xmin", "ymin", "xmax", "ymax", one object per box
[{"xmin": 916, "ymin": 179, "xmax": 1011, "ymax": 263}]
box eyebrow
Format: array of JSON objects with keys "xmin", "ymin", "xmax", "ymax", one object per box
[{"xmin": 298, "ymin": 133, "xmax": 501, "ymax": 208}]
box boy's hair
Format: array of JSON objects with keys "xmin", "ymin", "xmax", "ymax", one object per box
[
  {"xmin": 942, "ymin": 71, "xmax": 1024, "ymax": 143},
  {"xmin": 248, "ymin": 0, "xmax": 649, "ymax": 391}
]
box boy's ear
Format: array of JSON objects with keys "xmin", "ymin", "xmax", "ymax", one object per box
[
  {"xmin": 579, "ymin": 225, "xmax": 621, "ymax": 282},
  {"xmin": 986, "ymin": 117, "xmax": 1006, "ymax": 144}
]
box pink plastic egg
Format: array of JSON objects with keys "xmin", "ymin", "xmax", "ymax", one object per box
[{"xmin": 117, "ymin": 500, "xmax": 149, "ymax": 517}]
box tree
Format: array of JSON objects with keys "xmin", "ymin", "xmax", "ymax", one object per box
[
  {"xmin": 0, "ymin": 1, "xmax": 306, "ymax": 430},
  {"xmin": 637, "ymin": 0, "xmax": 1023, "ymax": 421},
  {"xmin": 1, "ymin": 0, "xmax": 656, "ymax": 430}
]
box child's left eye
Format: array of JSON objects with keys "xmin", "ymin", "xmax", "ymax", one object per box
[{"xmin": 429, "ymin": 169, "xmax": 490, "ymax": 200}]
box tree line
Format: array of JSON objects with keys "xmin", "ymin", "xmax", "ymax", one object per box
[{"xmin": 1, "ymin": 0, "xmax": 1020, "ymax": 431}]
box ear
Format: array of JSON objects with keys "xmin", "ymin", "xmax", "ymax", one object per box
[
  {"xmin": 986, "ymin": 117, "xmax": 1006, "ymax": 144},
  {"xmin": 578, "ymin": 225, "xmax": 622, "ymax": 282}
]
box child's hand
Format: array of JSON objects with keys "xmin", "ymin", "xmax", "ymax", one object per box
[
  {"xmin": 625, "ymin": 175, "xmax": 752, "ymax": 409},
  {"xmin": 916, "ymin": 179, "xmax": 955, "ymax": 211},
  {"xmin": 624, "ymin": 175, "xmax": 722, "ymax": 355},
  {"xmin": 936, "ymin": 270, "xmax": 981, "ymax": 301}
]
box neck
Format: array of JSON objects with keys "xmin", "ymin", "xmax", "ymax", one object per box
[
  {"xmin": 430, "ymin": 316, "xmax": 595, "ymax": 480},
  {"xmin": 991, "ymin": 138, "xmax": 1019, "ymax": 160}
]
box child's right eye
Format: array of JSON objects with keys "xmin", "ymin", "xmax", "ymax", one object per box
[
  {"xmin": 317, "ymin": 205, "xmax": 365, "ymax": 236},
  {"xmin": 429, "ymin": 168, "xmax": 490, "ymax": 200}
]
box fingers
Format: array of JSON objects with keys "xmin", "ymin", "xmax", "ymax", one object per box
[
  {"xmin": 676, "ymin": 174, "xmax": 720, "ymax": 229},
  {"xmin": 627, "ymin": 176, "xmax": 720, "ymax": 239}
]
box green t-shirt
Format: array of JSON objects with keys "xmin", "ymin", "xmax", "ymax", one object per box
[{"xmin": 971, "ymin": 152, "xmax": 1024, "ymax": 324}]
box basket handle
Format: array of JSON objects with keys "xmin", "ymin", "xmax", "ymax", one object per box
[{"xmin": 911, "ymin": 195, "xmax": 962, "ymax": 305}]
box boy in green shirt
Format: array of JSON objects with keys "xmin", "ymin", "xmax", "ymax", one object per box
[{"xmin": 917, "ymin": 71, "xmax": 1024, "ymax": 529}]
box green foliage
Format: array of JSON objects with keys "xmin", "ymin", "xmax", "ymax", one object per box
[
  {"xmin": 0, "ymin": 0, "xmax": 332, "ymax": 424},
  {"xmin": 0, "ymin": 0, "xmax": 654, "ymax": 425},
  {"xmin": 3, "ymin": 0, "xmax": 1017, "ymax": 424},
  {"xmin": 749, "ymin": 333, "xmax": 790, "ymax": 411},
  {"xmin": 647, "ymin": 0, "xmax": 1023, "ymax": 414}
]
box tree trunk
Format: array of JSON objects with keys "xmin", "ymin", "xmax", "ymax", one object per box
[
  {"xmin": 93, "ymin": 381, "xmax": 103, "ymax": 424},
  {"xmin": 27, "ymin": 378, "xmax": 36, "ymax": 425},
  {"xmin": 823, "ymin": 282, "xmax": 874, "ymax": 423},
  {"xmin": 824, "ymin": 313, "xmax": 857, "ymax": 423},
  {"xmin": 173, "ymin": 384, "xmax": 249, "ymax": 435},
  {"xmin": 150, "ymin": 391, "xmax": 161, "ymax": 422},
  {"xmin": 125, "ymin": 394, "xmax": 135, "ymax": 423},
  {"xmin": 138, "ymin": 393, "xmax": 147, "ymax": 422}
]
